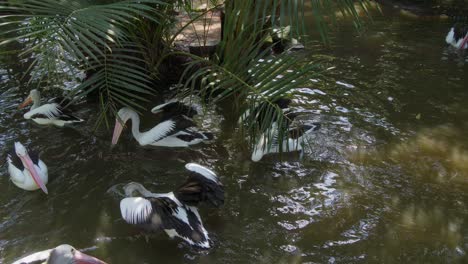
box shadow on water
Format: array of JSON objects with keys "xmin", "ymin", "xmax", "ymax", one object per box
[{"xmin": 1, "ymin": 5, "xmax": 468, "ymax": 263}]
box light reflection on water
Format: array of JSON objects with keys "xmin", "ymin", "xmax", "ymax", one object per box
[{"xmin": 1, "ymin": 6, "xmax": 468, "ymax": 264}]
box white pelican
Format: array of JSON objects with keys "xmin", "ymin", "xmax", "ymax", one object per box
[
  {"xmin": 151, "ymin": 99, "xmax": 199, "ymax": 120},
  {"xmin": 111, "ymin": 107, "xmax": 213, "ymax": 147},
  {"xmin": 7, "ymin": 142, "xmax": 48, "ymax": 194},
  {"xmin": 12, "ymin": 244, "xmax": 107, "ymax": 264},
  {"xmin": 251, "ymin": 122, "xmax": 321, "ymax": 162},
  {"xmin": 19, "ymin": 89, "xmax": 83, "ymax": 127},
  {"xmin": 119, "ymin": 163, "xmax": 224, "ymax": 248},
  {"xmin": 446, "ymin": 23, "xmax": 468, "ymax": 50}
]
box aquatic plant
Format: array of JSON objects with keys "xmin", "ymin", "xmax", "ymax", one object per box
[{"xmin": 0, "ymin": 0, "xmax": 373, "ymax": 150}]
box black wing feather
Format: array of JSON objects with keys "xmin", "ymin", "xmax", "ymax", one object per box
[
  {"xmin": 28, "ymin": 150, "xmax": 40, "ymax": 166},
  {"xmin": 144, "ymin": 198, "xmax": 210, "ymax": 247},
  {"xmin": 158, "ymin": 101, "xmax": 198, "ymax": 120},
  {"xmin": 454, "ymin": 23, "xmax": 468, "ymax": 42},
  {"xmin": 30, "ymin": 104, "xmax": 82, "ymax": 122},
  {"xmin": 175, "ymin": 172, "xmax": 224, "ymax": 207},
  {"xmin": 158, "ymin": 115, "xmax": 194, "ymax": 137},
  {"xmin": 7, "ymin": 151, "xmax": 23, "ymax": 171}
]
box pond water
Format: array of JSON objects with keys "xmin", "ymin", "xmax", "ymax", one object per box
[{"xmin": 1, "ymin": 6, "xmax": 468, "ymax": 264}]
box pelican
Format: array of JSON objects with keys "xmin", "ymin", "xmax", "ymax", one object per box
[
  {"xmin": 151, "ymin": 99, "xmax": 200, "ymax": 120},
  {"xmin": 111, "ymin": 107, "xmax": 213, "ymax": 147},
  {"xmin": 18, "ymin": 89, "xmax": 83, "ymax": 127},
  {"xmin": 446, "ymin": 23, "xmax": 468, "ymax": 50},
  {"xmin": 12, "ymin": 244, "xmax": 106, "ymax": 264},
  {"xmin": 119, "ymin": 163, "xmax": 224, "ymax": 248},
  {"xmin": 7, "ymin": 142, "xmax": 48, "ymax": 194},
  {"xmin": 251, "ymin": 122, "xmax": 321, "ymax": 162}
]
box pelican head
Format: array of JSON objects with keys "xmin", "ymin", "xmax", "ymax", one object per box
[
  {"xmin": 19, "ymin": 89, "xmax": 40, "ymax": 109},
  {"xmin": 48, "ymin": 244, "xmax": 107, "ymax": 264},
  {"xmin": 123, "ymin": 182, "xmax": 152, "ymax": 197},
  {"xmin": 14, "ymin": 142, "xmax": 48, "ymax": 194},
  {"xmin": 111, "ymin": 107, "xmax": 136, "ymax": 145},
  {"xmin": 14, "ymin": 142, "xmax": 28, "ymax": 156}
]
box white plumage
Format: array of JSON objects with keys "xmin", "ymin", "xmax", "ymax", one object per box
[
  {"xmin": 185, "ymin": 162, "xmax": 218, "ymax": 183},
  {"xmin": 19, "ymin": 89, "xmax": 83, "ymax": 127},
  {"xmin": 111, "ymin": 107, "xmax": 212, "ymax": 147},
  {"xmin": 120, "ymin": 197, "xmax": 153, "ymax": 224},
  {"xmin": 251, "ymin": 122, "xmax": 320, "ymax": 162},
  {"xmin": 12, "ymin": 249, "xmax": 53, "ymax": 264},
  {"xmin": 12, "ymin": 244, "xmax": 106, "ymax": 264},
  {"xmin": 7, "ymin": 142, "xmax": 48, "ymax": 194},
  {"xmin": 137, "ymin": 119, "xmax": 178, "ymax": 145},
  {"xmin": 119, "ymin": 163, "xmax": 224, "ymax": 249},
  {"xmin": 446, "ymin": 25, "xmax": 468, "ymax": 50}
]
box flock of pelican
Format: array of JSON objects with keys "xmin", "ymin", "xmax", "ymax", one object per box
[
  {"xmin": 6, "ymin": 26, "xmax": 465, "ymax": 261},
  {"xmin": 7, "ymin": 86, "xmax": 318, "ymax": 262},
  {"xmin": 8, "ymin": 90, "xmax": 226, "ymax": 263}
]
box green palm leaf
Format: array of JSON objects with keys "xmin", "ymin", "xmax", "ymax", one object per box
[
  {"xmin": 0, "ymin": 0, "xmax": 167, "ymax": 118},
  {"xmin": 177, "ymin": 0, "xmax": 373, "ymax": 153}
]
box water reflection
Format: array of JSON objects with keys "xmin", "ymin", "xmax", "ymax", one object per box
[{"xmin": 1, "ymin": 6, "xmax": 468, "ymax": 264}]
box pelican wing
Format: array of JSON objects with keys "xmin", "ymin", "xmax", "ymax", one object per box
[
  {"xmin": 151, "ymin": 100, "xmax": 198, "ymax": 119},
  {"xmin": 28, "ymin": 151, "xmax": 40, "ymax": 166},
  {"xmin": 165, "ymin": 205, "xmax": 211, "ymax": 248},
  {"xmin": 185, "ymin": 163, "xmax": 219, "ymax": 183},
  {"xmin": 26, "ymin": 103, "xmax": 82, "ymax": 122},
  {"xmin": 140, "ymin": 116, "xmax": 196, "ymax": 145},
  {"xmin": 120, "ymin": 196, "xmax": 211, "ymax": 248},
  {"xmin": 7, "ymin": 151, "xmax": 23, "ymax": 170},
  {"xmin": 151, "ymin": 99, "xmax": 179, "ymax": 113},
  {"xmin": 120, "ymin": 196, "xmax": 181, "ymax": 228},
  {"xmin": 177, "ymin": 163, "xmax": 224, "ymax": 207},
  {"xmin": 120, "ymin": 197, "xmax": 154, "ymax": 225},
  {"xmin": 12, "ymin": 248, "xmax": 52, "ymax": 264},
  {"xmin": 446, "ymin": 27, "xmax": 455, "ymax": 44}
]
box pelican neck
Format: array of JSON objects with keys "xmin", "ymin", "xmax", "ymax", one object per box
[
  {"xmin": 127, "ymin": 110, "xmax": 142, "ymax": 143},
  {"xmin": 31, "ymin": 94, "xmax": 41, "ymax": 110}
]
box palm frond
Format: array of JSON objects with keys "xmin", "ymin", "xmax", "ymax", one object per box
[
  {"xmin": 0, "ymin": 0, "xmax": 167, "ymax": 117},
  {"xmin": 176, "ymin": 0, "xmax": 373, "ymax": 153}
]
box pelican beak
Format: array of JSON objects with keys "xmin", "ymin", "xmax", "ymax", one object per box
[
  {"xmin": 460, "ymin": 35, "xmax": 468, "ymax": 50},
  {"xmin": 18, "ymin": 95, "xmax": 33, "ymax": 109},
  {"xmin": 74, "ymin": 250, "xmax": 107, "ymax": 264},
  {"xmin": 111, "ymin": 118, "xmax": 125, "ymax": 145},
  {"xmin": 18, "ymin": 153, "xmax": 48, "ymax": 194}
]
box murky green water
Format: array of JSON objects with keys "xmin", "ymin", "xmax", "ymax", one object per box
[{"xmin": 1, "ymin": 7, "xmax": 468, "ymax": 263}]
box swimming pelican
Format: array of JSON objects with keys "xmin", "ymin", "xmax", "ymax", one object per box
[
  {"xmin": 251, "ymin": 122, "xmax": 321, "ymax": 162},
  {"xmin": 119, "ymin": 163, "xmax": 224, "ymax": 248},
  {"xmin": 111, "ymin": 107, "xmax": 213, "ymax": 147},
  {"xmin": 12, "ymin": 244, "xmax": 106, "ymax": 264},
  {"xmin": 446, "ymin": 23, "xmax": 468, "ymax": 50},
  {"xmin": 18, "ymin": 89, "xmax": 83, "ymax": 127},
  {"xmin": 151, "ymin": 99, "xmax": 200, "ymax": 120},
  {"xmin": 7, "ymin": 142, "xmax": 48, "ymax": 194}
]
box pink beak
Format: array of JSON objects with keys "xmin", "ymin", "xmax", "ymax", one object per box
[
  {"xmin": 111, "ymin": 119, "xmax": 124, "ymax": 145},
  {"xmin": 74, "ymin": 250, "xmax": 107, "ymax": 264},
  {"xmin": 460, "ymin": 35, "xmax": 468, "ymax": 50},
  {"xmin": 18, "ymin": 95, "xmax": 33, "ymax": 109},
  {"xmin": 19, "ymin": 153, "xmax": 48, "ymax": 194}
]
